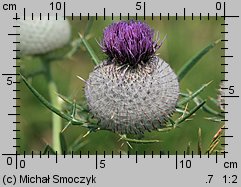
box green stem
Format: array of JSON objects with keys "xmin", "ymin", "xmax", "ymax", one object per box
[{"xmin": 44, "ymin": 61, "xmax": 62, "ymax": 154}]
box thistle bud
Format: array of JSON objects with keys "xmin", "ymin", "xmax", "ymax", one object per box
[
  {"xmin": 85, "ymin": 21, "xmax": 179, "ymax": 134},
  {"xmin": 17, "ymin": 16, "xmax": 71, "ymax": 55}
]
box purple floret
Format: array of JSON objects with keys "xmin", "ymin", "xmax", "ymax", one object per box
[{"xmin": 101, "ymin": 20, "xmax": 161, "ymax": 66}]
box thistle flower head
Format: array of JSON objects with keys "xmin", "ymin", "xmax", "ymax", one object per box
[
  {"xmin": 85, "ymin": 21, "xmax": 179, "ymax": 134},
  {"xmin": 17, "ymin": 16, "xmax": 71, "ymax": 55},
  {"xmin": 101, "ymin": 20, "xmax": 161, "ymax": 66},
  {"xmin": 85, "ymin": 57, "xmax": 179, "ymax": 134}
]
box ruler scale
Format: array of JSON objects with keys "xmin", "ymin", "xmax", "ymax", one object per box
[{"xmin": 0, "ymin": 0, "xmax": 240, "ymax": 186}]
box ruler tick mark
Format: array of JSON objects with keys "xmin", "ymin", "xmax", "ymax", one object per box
[
  {"xmin": 63, "ymin": 2, "xmax": 66, "ymax": 20},
  {"xmin": 175, "ymin": 151, "xmax": 178, "ymax": 169},
  {"xmin": 221, "ymin": 55, "xmax": 233, "ymax": 58},
  {"xmin": 24, "ymin": 8, "xmax": 26, "ymax": 20},
  {"xmin": 95, "ymin": 151, "xmax": 98, "ymax": 169},
  {"xmin": 221, "ymin": 119, "xmax": 228, "ymax": 122},
  {"xmin": 104, "ymin": 8, "xmax": 106, "ymax": 20},
  {"xmin": 144, "ymin": 2, "xmax": 146, "ymax": 20},
  {"xmin": 55, "ymin": 151, "xmax": 58, "ymax": 163},
  {"xmin": 13, "ymin": 13, "xmax": 20, "ymax": 20},
  {"xmin": 221, "ymin": 135, "xmax": 234, "ymax": 138}
]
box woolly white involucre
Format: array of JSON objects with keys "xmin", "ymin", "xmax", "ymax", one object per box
[
  {"xmin": 85, "ymin": 57, "xmax": 179, "ymax": 134},
  {"xmin": 16, "ymin": 16, "xmax": 71, "ymax": 55}
]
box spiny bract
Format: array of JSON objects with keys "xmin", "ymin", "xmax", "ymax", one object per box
[
  {"xmin": 85, "ymin": 21, "xmax": 179, "ymax": 134},
  {"xmin": 16, "ymin": 16, "xmax": 71, "ymax": 55}
]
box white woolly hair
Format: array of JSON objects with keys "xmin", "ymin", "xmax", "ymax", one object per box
[
  {"xmin": 16, "ymin": 16, "xmax": 71, "ymax": 55},
  {"xmin": 85, "ymin": 57, "xmax": 179, "ymax": 134}
]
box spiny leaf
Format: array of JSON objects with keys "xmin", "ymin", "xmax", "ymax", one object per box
[
  {"xmin": 68, "ymin": 131, "xmax": 90, "ymax": 152},
  {"xmin": 206, "ymin": 125, "xmax": 224, "ymax": 154},
  {"xmin": 71, "ymin": 141, "xmax": 89, "ymax": 152},
  {"xmin": 205, "ymin": 117, "xmax": 223, "ymax": 122},
  {"xmin": 84, "ymin": 17, "xmax": 94, "ymax": 37},
  {"xmin": 21, "ymin": 74, "xmax": 85, "ymax": 125},
  {"xmin": 207, "ymin": 138, "xmax": 221, "ymax": 154},
  {"xmin": 180, "ymin": 92, "xmax": 189, "ymax": 97},
  {"xmin": 65, "ymin": 38, "xmax": 82, "ymax": 58},
  {"xmin": 186, "ymin": 142, "xmax": 191, "ymax": 155},
  {"xmin": 175, "ymin": 100, "xmax": 206, "ymax": 126},
  {"xmin": 177, "ymin": 81, "xmax": 212, "ymax": 106},
  {"xmin": 209, "ymin": 97, "xmax": 219, "ymax": 106},
  {"xmin": 177, "ymin": 39, "xmax": 221, "ymax": 81},
  {"xmin": 193, "ymin": 97, "xmax": 223, "ymax": 117},
  {"xmin": 180, "ymin": 92, "xmax": 222, "ymax": 117},
  {"xmin": 198, "ymin": 128, "xmax": 202, "ymax": 154},
  {"xmin": 79, "ymin": 33, "xmax": 99, "ymax": 65},
  {"xmin": 119, "ymin": 135, "xmax": 160, "ymax": 144},
  {"xmin": 58, "ymin": 94, "xmax": 85, "ymax": 111},
  {"xmin": 43, "ymin": 145, "xmax": 55, "ymax": 155},
  {"xmin": 176, "ymin": 108, "xmax": 190, "ymax": 114},
  {"xmin": 158, "ymin": 127, "xmax": 174, "ymax": 132},
  {"xmin": 60, "ymin": 133, "xmax": 68, "ymax": 154}
]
